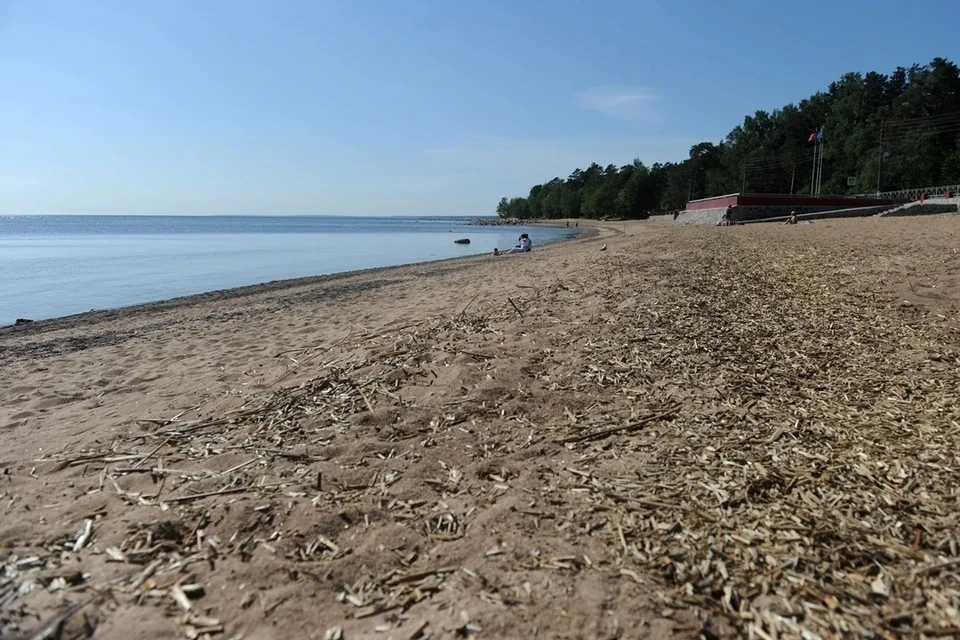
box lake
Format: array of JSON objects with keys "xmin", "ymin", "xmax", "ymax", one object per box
[{"xmin": 0, "ymin": 215, "xmax": 577, "ymax": 326}]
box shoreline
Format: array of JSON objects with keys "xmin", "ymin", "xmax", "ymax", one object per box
[{"xmin": 0, "ymin": 222, "xmax": 596, "ymax": 337}]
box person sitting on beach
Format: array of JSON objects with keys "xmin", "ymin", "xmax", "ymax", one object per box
[
  {"xmin": 783, "ymin": 211, "xmax": 799, "ymax": 225},
  {"xmin": 495, "ymin": 233, "xmax": 532, "ymax": 255}
]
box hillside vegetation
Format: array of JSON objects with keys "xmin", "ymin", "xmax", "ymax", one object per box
[{"xmin": 497, "ymin": 58, "xmax": 960, "ymax": 219}]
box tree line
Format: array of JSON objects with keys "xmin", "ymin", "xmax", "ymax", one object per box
[{"xmin": 496, "ymin": 57, "xmax": 960, "ymax": 219}]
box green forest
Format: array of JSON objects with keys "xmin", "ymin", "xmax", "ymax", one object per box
[{"xmin": 496, "ymin": 58, "xmax": 960, "ymax": 219}]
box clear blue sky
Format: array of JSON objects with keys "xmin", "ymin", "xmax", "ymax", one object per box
[{"xmin": 0, "ymin": 0, "xmax": 955, "ymax": 215}]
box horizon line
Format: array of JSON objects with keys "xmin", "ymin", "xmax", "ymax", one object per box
[{"xmin": 0, "ymin": 212, "xmax": 496, "ymax": 218}]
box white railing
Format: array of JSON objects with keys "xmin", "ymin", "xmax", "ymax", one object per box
[{"xmin": 868, "ymin": 184, "xmax": 960, "ymax": 200}]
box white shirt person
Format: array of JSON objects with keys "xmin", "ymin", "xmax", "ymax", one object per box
[{"xmin": 500, "ymin": 233, "xmax": 532, "ymax": 254}]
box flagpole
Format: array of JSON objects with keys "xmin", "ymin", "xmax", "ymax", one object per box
[
  {"xmin": 816, "ymin": 127, "xmax": 825, "ymax": 195},
  {"xmin": 816, "ymin": 137, "xmax": 821, "ymax": 195},
  {"xmin": 814, "ymin": 135, "xmax": 823, "ymax": 195},
  {"xmin": 810, "ymin": 136, "xmax": 817, "ymax": 195},
  {"xmin": 815, "ymin": 130, "xmax": 820, "ymax": 195}
]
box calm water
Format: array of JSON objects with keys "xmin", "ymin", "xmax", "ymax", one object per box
[{"xmin": 0, "ymin": 215, "xmax": 576, "ymax": 326}]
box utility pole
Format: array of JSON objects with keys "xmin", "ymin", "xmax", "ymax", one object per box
[
  {"xmin": 741, "ymin": 163, "xmax": 746, "ymax": 192},
  {"xmin": 790, "ymin": 166, "xmax": 796, "ymax": 194}
]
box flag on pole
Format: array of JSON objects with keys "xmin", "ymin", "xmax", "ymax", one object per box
[
  {"xmin": 816, "ymin": 131, "xmax": 824, "ymax": 142},
  {"xmin": 807, "ymin": 133, "xmax": 817, "ymax": 143}
]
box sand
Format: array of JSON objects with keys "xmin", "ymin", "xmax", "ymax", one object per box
[{"xmin": 1, "ymin": 216, "xmax": 959, "ymax": 639}]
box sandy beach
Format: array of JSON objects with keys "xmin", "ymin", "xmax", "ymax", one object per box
[{"xmin": 2, "ymin": 216, "xmax": 960, "ymax": 639}]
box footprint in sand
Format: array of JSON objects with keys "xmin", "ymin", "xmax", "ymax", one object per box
[
  {"xmin": 127, "ymin": 373, "xmax": 163, "ymax": 386},
  {"xmin": 3, "ymin": 394, "xmax": 31, "ymax": 407},
  {"xmin": 7, "ymin": 385, "xmax": 37, "ymax": 395},
  {"xmin": 33, "ymin": 395, "xmax": 85, "ymax": 410},
  {"xmin": 3, "ymin": 410, "xmax": 34, "ymax": 430}
]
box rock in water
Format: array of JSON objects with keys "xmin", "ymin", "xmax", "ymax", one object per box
[
  {"xmin": 454, "ymin": 238, "xmax": 471, "ymax": 244},
  {"xmin": 14, "ymin": 318, "xmax": 34, "ymax": 326}
]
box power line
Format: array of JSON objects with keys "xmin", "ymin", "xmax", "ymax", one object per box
[
  {"xmin": 885, "ymin": 121, "xmax": 960, "ymax": 143},
  {"xmin": 745, "ymin": 148, "xmax": 815, "ymax": 165},
  {"xmin": 884, "ymin": 112, "xmax": 960, "ymax": 141},
  {"xmin": 876, "ymin": 110, "xmax": 960, "ymax": 193},
  {"xmin": 736, "ymin": 110, "xmax": 960, "ymax": 193},
  {"xmin": 886, "ymin": 119, "xmax": 960, "ymax": 135},
  {"xmin": 744, "ymin": 160, "xmax": 813, "ymax": 176},
  {"xmin": 885, "ymin": 109, "xmax": 960, "ymax": 128},
  {"xmin": 743, "ymin": 149, "xmax": 816, "ymax": 170},
  {"xmin": 744, "ymin": 158, "xmax": 815, "ymax": 175}
]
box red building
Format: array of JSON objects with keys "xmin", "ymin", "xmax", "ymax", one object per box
[{"xmin": 681, "ymin": 193, "xmax": 900, "ymax": 224}]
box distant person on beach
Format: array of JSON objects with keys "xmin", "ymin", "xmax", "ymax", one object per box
[
  {"xmin": 721, "ymin": 205, "xmax": 733, "ymax": 226},
  {"xmin": 784, "ymin": 211, "xmax": 799, "ymax": 225},
  {"xmin": 494, "ymin": 233, "xmax": 532, "ymax": 255}
]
